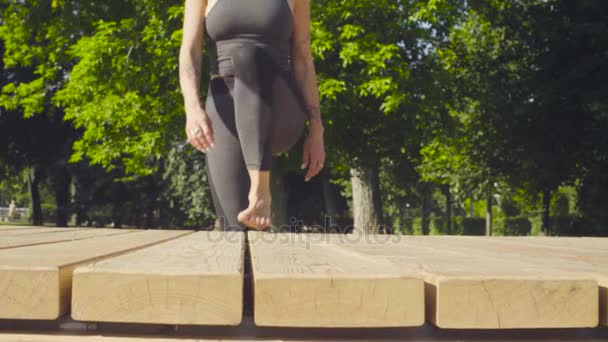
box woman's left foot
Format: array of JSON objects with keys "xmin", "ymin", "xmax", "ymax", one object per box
[{"xmin": 237, "ymin": 195, "xmax": 272, "ymax": 231}]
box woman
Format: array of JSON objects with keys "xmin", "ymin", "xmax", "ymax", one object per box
[{"xmin": 179, "ymin": 0, "xmax": 325, "ymax": 231}]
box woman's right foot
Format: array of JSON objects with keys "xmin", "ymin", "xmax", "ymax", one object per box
[{"xmin": 237, "ymin": 195, "xmax": 272, "ymax": 231}]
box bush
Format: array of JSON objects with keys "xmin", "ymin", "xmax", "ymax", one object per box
[
  {"xmin": 452, "ymin": 216, "xmax": 463, "ymax": 235},
  {"xmin": 551, "ymin": 215, "xmax": 595, "ymax": 236},
  {"xmin": 500, "ymin": 197, "xmax": 520, "ymax": 217},
  {"xmin": 41, "ymin": 203, "xmax": 57, "ymax": 223},
  {"xmin": 400, "ymin": 217, "xmax": 414, "ymax": 235},
  {"xmin": 504, "ymin": 216, "xmax": 532, "ymax": 236},
  {"xmin": 462, "ymin": 217, "xmax": 485, "ymax": 235},
  {"xmin": 551, "ymin": 192, "xmax": 570, "ymax": 217},
  {"xmin": 431, "ymin": 216, "xmax": 446, "ymax": 234}
]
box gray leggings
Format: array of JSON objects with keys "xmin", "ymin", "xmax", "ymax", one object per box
[{"xmin": 204, "ymin": 44, "xmax": 309, "ymax": 231}]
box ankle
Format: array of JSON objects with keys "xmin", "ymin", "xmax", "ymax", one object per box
[{"xmin": 248, "ymin": 191, "xmax": 271, "ymax": 203}]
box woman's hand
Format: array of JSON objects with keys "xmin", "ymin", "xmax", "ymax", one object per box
[
  {"xmin": 185, "ymin": 106, "xmax": 214, "ymax": 153},
  {"xmin": 301, "ymin": 120, "xmax": 325, "ymax": 181}
]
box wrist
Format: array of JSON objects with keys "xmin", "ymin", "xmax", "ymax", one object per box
[
  {"xmin": 308, "ymin": 118, "xmax": 324, "ymax": 133},
  {"xmin": 306, "ymin": 105, "xmax": 323, "ymax": 126},
  {"xmin": 185, "ymin": 102, "xmax": 205, "ymax": 116}
]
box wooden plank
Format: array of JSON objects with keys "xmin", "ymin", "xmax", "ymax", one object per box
[
  {"xmin": 398, "ymin": 236, "xmax": 602, "ymax": 328},
  {"xmin": 0, "ymin": 229, "xmax": 194, "ymax": 320},
  {"xmin": 0, "ymin": 227, "xmax": 85, "ymax": 236},
  {"xmin": 71, "ymin": 231, "xmax": 245, "ymax": 326},
  {"xmin": 247, "ymin": 231, "xmax": 425, "ymax": 328},
  {"xmin": 0, "ymin": 225, "xmax": 45, "ymax": 230},
  {"xmin": 0, "ymin": 228, "xmax": 140, "ymax": 250},
  {"xmin": 0, "ymin": 335, "xmax": 199, "ymax": 341},
  {"xmin": 498, "ymin": 236, "xmax": 608, "ymax": 252},
  {"xmin": 420, "ymin": 236, "xmax": 608, "ymax": 327},
  {"xmin": 316, "ymin": 234, "xmax": 598, "ymax": 329}
]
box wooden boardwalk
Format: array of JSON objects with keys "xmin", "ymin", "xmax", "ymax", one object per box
[{"xmin": 0, "ymin": 225, "xmax": 607, "ymax": 340}]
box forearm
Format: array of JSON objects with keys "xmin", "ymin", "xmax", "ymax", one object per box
[
  {"xmin": 179, "ymin": 0, "xmax": 207, "ymax": 114},
  {"xmin": 179, "ymin": 46, "xmax": 204, "ymax": 112},
  {"xmin": 292, "ymin": 50, "xmax": 323, "ymax": 128}
]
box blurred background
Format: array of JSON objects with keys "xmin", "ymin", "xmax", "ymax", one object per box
[{"xmin": 0, "ymin": 0, "xmax": 606, "ymax": 236}]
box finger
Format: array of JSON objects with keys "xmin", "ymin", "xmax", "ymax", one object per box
[
  {"xmin": 312, "ymin": 160, "xmax": 325, "ymax": 178},
  {"xmin": 202, "ymin": 120, "xmax": 215, "ymax": 148},
  {"xmin": 195, "ymin": 134, "xmax": 210, "ymax": 151},
  {"xmin": 188, "ymin": 135, "xmax": 205, "ymax": 152},
  {"xmin": 200, "ymin": 128, "xmax": 213, "ymax": 149},
  {"xmin": 185, "ymin": 128, "xmax": 201, "ymax": 151},
  {"xmin": 192, "ymin": 123, "xmax": 211, "ymax": 151},
  {"xmin": 198, "ymin": 129, "xmax": 213, "ymax": 150},
  {"xmin": 188, "ymin": 130, "xmax": 207, "ymax": 152},
  {"xmin": 301, "ymin": 148, "xmax": 310, "ymax": 170},
  {"xmin": 304, "ymin": 160, "xmax": 320, "ymax": 182},
  {"xmin": 313, "ymin": 162, "xmax": 323, "ymax": 177}
]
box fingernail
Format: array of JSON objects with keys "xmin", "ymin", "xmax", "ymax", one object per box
[
  {"xmin": 305, "ymin": 177, "xmax": 309, "ymax": 182},
  {"xmin": 211, "ymin": 143, "xmax": 215, "ymax": 149},
  {"xmin": 301, "ymin": 163, "xmax": 306, "ymax": 169}
]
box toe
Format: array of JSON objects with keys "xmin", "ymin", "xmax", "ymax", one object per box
[{"xmin": 237, "ymin": 210, "xmax": 248, "ymax": 224}]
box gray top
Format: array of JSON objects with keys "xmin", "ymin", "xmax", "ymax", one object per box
[{"xmin": 205, "ymin": 0, "xmax": 294, "ymax": 73}]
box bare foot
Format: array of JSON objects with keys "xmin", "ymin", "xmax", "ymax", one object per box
[{"xmin": 238, "ymin": 195, "xmax": 272, "ymax": 231}]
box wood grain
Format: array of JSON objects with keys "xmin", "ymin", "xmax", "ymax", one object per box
[
  {"xmin": 247, "ymin": 231, "xmax": 425, "ymax": 328},
  {"xmin": 0, "ymin": 228, "xmax": 139, "ymax": 250},
  {"xmin": 71, "ymin": 231, "xmax": 245, "ymax": 325},
  {"xmin": 312, "ymin": 234, "xmax": 598, "ymax": 329},
  {"xmin": 496, "ymin": 236, "xmax": 608, "ymax": 252},
  {"xmin": 0, "ymin": 227, "xmax": 85, "ymax": 236},
  {"xmin": 413, "ymin": 235, "xmax": 608, "ymax": 326},
  {"xmin": 0, "ymin": 225, "xmax": 45, "ymax": 230},
  {"xmin": 0, "ymin": 229, "xmax": 193, "ymax": 319}
]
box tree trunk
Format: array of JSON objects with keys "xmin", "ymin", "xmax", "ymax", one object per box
[
  {"xmin": 321, "ymin": 168, "xmax": 344, "ymax": 232},
  {"xmin": 398, "ymin": 206, "xmax": 405, "ymax": 235},
  {"xmin": 27, "ymin": 166, "xmax": 43, "ymax": 226},
  {"xmin": 469, "ymin": 197, "xmax": 474, "ymax": 217},
  {"xmin": 445, "ymin": 184, "xmax": 452, "ymax": 235},
  {"xmin": 112, "ymin": 205, "xmax": 123, "ymax": 228},
  {"xmin": 421, "ymin": 184, "xmax": 431, "ymax": 235},
  {"xmin": 541, "ymin": 186, "xmax": 552, "ymax": 236},
  {"xmin": 270, "ymin": 157, "xmax": 288, "ymax": 231},
  {"xmin": 144, "ymin": 179, "xmax": 156, "ymax": 228},
  {"xmin": 350, "ymin": 165, "xmax": 383, "ymax": 234},
  {"xmin": 321, "ymin": 169, "xmax": 338, "ymax": 217},
  {"xmin": 485, "ymin": 190, "xmax": 493, "ymax": 236},
  {"xmin": 53, "ymin": 167, "xmax": 71, "ymax": 227},
  {"xmin": 69, "ymin": 178, "xmax": 77, "ymax": 226}
]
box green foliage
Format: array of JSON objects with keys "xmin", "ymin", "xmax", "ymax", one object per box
[
  {"xmin": 1, "ymin": 0, "xmax": 186, "ymax": 176},
  {"xmin": 462, "ymin": 217, "xmax": 485, "ymax": 236},
  {"xmin": 550, "ymin": 215, "xmax": 598, "ymax": 237},
  {"xmin": 431, "ymin": 215, "xmax": 445, "ymax": 235},
  {"xmin": 161, "ymin": 146, "xmax": 214, "ymax": 226},
  {"xmin": 551, "ymin": 192, "xmax": 570, "ymax": 218},
  {"xmin": 2, "ymin": 0, "xmax": 608, "ymax": 233},
  {"xmin": 311, "ymin": 0, "xmax": 436, "ymax": 184},
  {"xmin": 500, "ymin": 197, "xmax": 520, "ymax": 217},
  {"xmin": 40, "ymin": 202, "xmax": 57, "ymax": 224},
  {"xmin": 0, "ymin": 169, "xmax": 28, "ymax": 206},
  {"xmin": 504, "ymin": 216, "xmax": 532, "ymax": 236},
  {"xmin": 53, "ymin": 3, "xmax": 185, "ymax": 175}
]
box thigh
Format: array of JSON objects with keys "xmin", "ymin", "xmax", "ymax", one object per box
[
  {"xmin": 204, "ymin": 77, "xmax": 250, "ymax": 231},
  {"xmin": 270, "ymin": 72, "xmax": 308, "ymax": 155}
]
